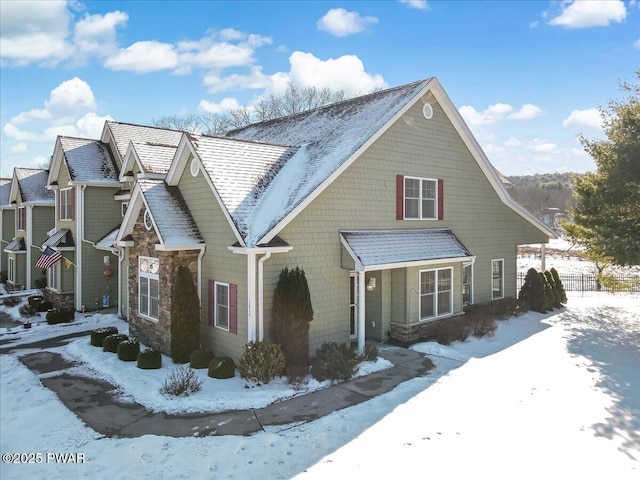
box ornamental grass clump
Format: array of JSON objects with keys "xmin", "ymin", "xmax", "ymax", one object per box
[
  {"xmin": 160, "ymin": 366, "xmax": 203, "ymax": 397},
  {"xmin": 238, "ymin": 340, "xmax": 286, "ymax": 384}
]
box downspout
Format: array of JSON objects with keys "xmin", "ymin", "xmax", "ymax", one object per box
[
  {"xmin": 357, "ymin": 270, "xmax": 365, "ymax": 355},
  {"xmin": 110, "ymin": 247, "xmax": 124, "ymax": 317},
  {"xmin": 247, "ymin": 252, "xmax": 257, "ymax": 342},
  {"xmin": 26, "ymin": 206, "xmax": 32, "ymax": 289},
  {"xmin": 76, "ymin": 186, "xmax": 86, "ymax": 310},
  {"xmin": 540, "ymin": 243, "xmax": 546, "ymax": 272},
  {"xmin": 197, "ymin": 246, "xmax": 205, "ymax": 347},
  {"xmin": 257, "ymin": 251, "xmax": 272, "ymax": 341}
]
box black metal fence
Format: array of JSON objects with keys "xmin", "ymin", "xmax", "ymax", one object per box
[{"xmin": 517, "ymin": 272, "xmax": 640, "ymax": 294}]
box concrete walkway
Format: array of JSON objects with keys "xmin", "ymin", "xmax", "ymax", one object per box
[{"xmin": 8, "ymin": 335, "xmax": 434, "ymax": 438}]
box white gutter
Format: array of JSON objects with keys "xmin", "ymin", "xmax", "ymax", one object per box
[
  {"xmin": 257, "ymin": 252, "xmax": 272, "ymax": 341},
  {"xmin": 76, "ymin": 185, "xmax": 85, "ymax": 310},
  {"xmin": 357, "ymin": 271, "xmax": 365, "ymax": 355}
]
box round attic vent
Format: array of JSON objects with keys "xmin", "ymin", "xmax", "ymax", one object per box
[
  {"xmin": 423, "ymin": 103, "xmax": 434, "ymax": 120},
  {"xmin": 190, "ymin": 158, "xmax": 199, "ymax": 177},
  {"xmin": 144, "ymin": 209, "xmax": 153, "ymax": 231}
]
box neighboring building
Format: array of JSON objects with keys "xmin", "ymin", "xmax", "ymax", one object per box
[
  {"xmin": 117, "ymin": 78, "xmax": 555, "ymax": 361},
  {"xmin": 45, "ymin": 137, "xmax": 122, "ymax": 309},
  {"xmin": 0, "ymin": 178, "xmax": 13, "ymax": 278},
  {"xmin": 3, "ymin": 168, "xmax": 54, "ymax": 290}
]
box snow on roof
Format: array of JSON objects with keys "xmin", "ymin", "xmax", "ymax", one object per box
[
  {"xmin": 96, "ymin": 227, "xmax": 120, "ymax": 249},
  {"xmin": 226, "ymin": 79, "xmax": 431, "ymax": 245},
  {"xmin": 341, "ymin": 228, "xmax": 472, "ymax": 268},
  {"xmin": 130, "ymin": 141, "xmax": 177, "ymax": 175},
  {"xmin": 58, "ymin": 137, "xmax": 119, "ymax": 183},
  {"xmin": 0, "ymin": 178, "xmax": 12, "ymax": 206},
  {"xmin": 106, "ymin": 122, "xmax": 183, "ymax": 161},
  {"xmin": 138, "ymin": 179, "xmax": 203, "ymax": 246},
  {"xmin": 42, "ymin": 228, "xmax": 74, "ymax": 248},
  {"xmin": 14, "ymin": 168, "xmax": 54, "ymax": 203},
  {"xmin": 188, "ymin": 134, "xmax": 298, "ymax": 239}
]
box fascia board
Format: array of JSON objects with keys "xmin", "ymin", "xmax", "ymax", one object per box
[
  {"xmin": 257, "ymin": 78, "xmax": 437, "ymax": 246},
  {"xmin": 362, "ymin": 255, "xmax": 476, "ymax": 272},
  {"xmin": 8, "ymin": 174, "xmax": 19, "ymax": 204},
  {"xmin": 228, "ymin": 245, "xmax": 293, "ymax": 255},
  {"xmin": 47, "ymin": 137, "xmax": 64, "ymax": 186},
  {"xmin": 155, "ymin": 244, "xmax": 205, "ymax": 252},
  {"xmin": 339, "ymin": 233, "xmax": 364, "ymax": 272},
  {"xmin": 119, "ymin": 142, "xmax": 138, "ymax": 182}
]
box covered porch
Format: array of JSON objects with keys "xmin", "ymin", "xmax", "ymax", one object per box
[{"xmin": 340, "ymin": 229, "xmax": 475, "ymax": 351}]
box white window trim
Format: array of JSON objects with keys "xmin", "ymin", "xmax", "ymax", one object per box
[
  {"xmin": 138, "ymin": 256, "xmax": 160, "ymax": 321},
  {"xmin": 492, "ymin": 258, "xmax": 505, "ymax": 300},
  {"xmin": 404, "ymin": 176, "xmax": 438, "ymax": 220},
  {"xmin": 462, "ymin": 262, "xmax": 474, "ymax": 306},
  {"xmin": 214, "ymin": 281, "xmax": 230, "ymax": 331},
  {"xmin": 121, "ymin": 202, "xmax": 129, "ymax": 218},
  {"xmin": 8, "ymin": 257, "xmax": 15, "ymax": 283},
  {"xmin": 48, "ymin": 260, "xmax": 60, "ymax": 292},
  {"xmin": 419, "ymin": 267, "xmax": 453, "ymax": 321},
  {"xmin": 17, "ymin": 206, "xmax": 26, "ymax": 231},
  {"xmin": 60, "ymin": 188, "xmax": 73, "ymax": 221}
]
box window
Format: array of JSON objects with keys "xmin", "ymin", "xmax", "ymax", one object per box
[
  {"xmin": 8, "ymin": 258, "xmax": 15, "ymax": 283},
  {"xmin": 48, "ymin": 261, "xmax": 60, "ymax": 291},
  {"xmin": 462, "ymin": 263, "xmax": 473, "ymax": 306},
  {"xmin": 397, "ymin": 176, "xmax": 443, "ymax": 220},
  {"xmin": 59, "ymin": 188, "xmax": 74, "ymax": 221},
  {"xmin": 214, "ymin": 282, "xmax": 229, "ymax": 330},
  {"xmin": 121, "ymin": 202, "xmax": 128, "ymax": 218},
  {"xmin": 492, "ymin": 259, "xmax": 504, "ymax": 300},
  {"xmin": 139, "ymin": 256, "xmax": 159, "ymax": 320},
  {"xmin": 419, "ymin": 267, "xmax": 453, "ymax": 320},
  {"xmin": 17, "ymin": 206, "xmax": 26, "ymax": 231}
]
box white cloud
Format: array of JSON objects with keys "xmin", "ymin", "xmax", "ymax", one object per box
[
  {"xmin": 399, "ymin": 0, "xmax": 429, "ymax": 9},
  {"xmin": 73, "ymin": 10, "xmax": 128, "ymax": 57},
  {"xmin": 197, "ymin": 98, "xmax": 242, "ymax": 113},
  {"xmin": 508, "ymin": 104, "xmax": 544, "ymax": 120},
  {"xmin": 634, "ymin": 38, "xmax": 640, "ymax": 49},
  {"xmin": 317, "ymin": 8, "xmax": 378, "ymax": 37},
  {"xmin": 528, "ymin": 142, "xmax": 558, "ymax": 153},
  {"xmin": 562, "ymin": 108, "xmax": 603, "ymax": 130},
  {"xmin": 0, "ymin": 0, "xmax": 73, "ymax": 66},
  {"xmin": 10, "ymin": 142, "xmax": 28, "ymax": 153},
  {"xmin": 549, "ymin": 0, "xmax": 626, "ymax": 28},
  {"xmin": 104, "ymin": 40, "xmax": 179, "ymax": 72},
  {"xmin": 459, "ymin": 103, "xmax": 513, "ymax": 126},
  {"xmin": 203, "ymin": 66, "xmax": 275, "ymax": 94},
  {"xmin": 504, "ymin": 137, "xmax": 522, "ymax": 147}
]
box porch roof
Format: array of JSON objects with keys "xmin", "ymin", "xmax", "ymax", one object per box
[
  {"xmin": 4, "ymin": 237, "xmax": 26, "ymax": 252},
  {"xmin": 340, "ymin": 228, "xmax": 473, "ymax": 271},
  {"xmin": 42, "ymin": 228, "xmax": 75, "ymax": 248}
]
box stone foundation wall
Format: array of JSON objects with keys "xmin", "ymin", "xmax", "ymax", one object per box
[
  {"xmin": 389, "ymin": 313, "xmax": 466, "ymax": 345},
  {"xmin": 45, "ymin": 290, "xmax": 74, "ymax": 309}
]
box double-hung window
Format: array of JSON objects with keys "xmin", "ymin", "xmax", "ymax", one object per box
[
  {"xmin": 139, "ymin": 256, "xmax": 159, "ymax": 320},
  {"xmin": 462, "ymin": 263, "xmax": 473, "ymax": 306},
  {"xmin": 59, "ymin": 188, "xmax": 74, "ymax": 221},
  {"xmin": 405, "ymin": 177, "xmax": 437, "ymax": 219},
  {"xmin": 419, "ymin": 267, "xmax": 453, "ymax": 320},
  {"xmin": 214, "ymin": 282, "xmax": 230, "ymax": 330},
  {"xmin": 48, "ymin": 261, "xmax": 60, "ymax": 291},
  {"xmin": 17, "ymin": 206, "xmax": 26, "ymax": 231},
  {"xmin": 8, "ymin": 258, "xmax": 15, "ymax": 283},
  {"xmin": 492, "ymin": 259, "xmax": 504, "ymax": 300}
]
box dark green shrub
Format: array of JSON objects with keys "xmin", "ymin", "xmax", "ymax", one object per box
[
  {"xmin": 238, "ymin": 340, "xmax": 286, "ymax": 384},
  {"xmin": 137, "ymin": 349, "xmax": 162, "ymax": 369},
  {"xmin": 543, "ymin": 270, "xmax": 562, "ymax": 308},
  {"xmin": 117, "ymin": 339, "xmax": 140, "ymax": 361},
  {"xmin": 90, "ymin": 327, "xmax": 118, "ymax": 347},
  {"xmin": 39, "ymin": 301, "xmax": 53, "ymax": 312},
  {"xmin": 46, "ymin": 307, "xmax": 75, "ymax": 324},
  {"xmin": 190, "ymin": 349, "xmax": 214, "ymax": 369},
  {"xmin": 103, "ymin": 334, "xmax": 128, "ymax": 353},
  {"xmin": 518, "ymin": 268, "xmax": 546, "ymax": 313},
  {"xmin": 311, "ymin": 342, "xmax": 359, "ymax": 383},
  {"xmin": 273, "ymin": 267, "xmax": 313, "ymax": 373},
  {"xmin": 359, "ymin": 343, "xmax": 379, "ymax": 362},
  {"xmin": 0, "ymin": 270, "xmax": 7, "ymax": 284},
  {"xmin": 160, "ymin": 366, "xmax": 203, "ymax": 396},
  {"xmin": 540, "ymin": 272, "xmax": 555, "ymax": 311},
  {"xmin": 420, "ymin": 315, "xmax": 471, "ymax": 345},
  {"xmin": 550, "ymin": 268, "xmax": 567, "ymax": 304},
  {"xmin": 170, "ymin": 265, "xmax": 200, "ymax": 364},
  {"xmin": 28, "ymin": 295, "xmax": 43, "ymax": 310},
  {"xmin": 208, "ymin": 357, "xmax": 235, "ymax": 379}
]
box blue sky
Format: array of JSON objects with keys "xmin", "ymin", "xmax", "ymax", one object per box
[{"xmin": 1, "ymin": 0, "xmax": 638, "ymax": 177}]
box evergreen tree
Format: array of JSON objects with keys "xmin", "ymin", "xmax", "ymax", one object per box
[
  {"xmin": 543, "ymin": 270, "xmax": 562, "ymax": 308},
  {"xmin": 550, "ymin": 268, "xmax": 567, "ymax": 305},
  {"xmin": 540, "ymin": 272, "xmax": 555, "ymax": 311},
  {"xmin": 171, "ymin": 265, "xmax": 200, "ymax": 363},
  {"xmin": 518, "ymin": 268, "xmax": 546, "ymax": 313},
  {"xmin": 272, "ymin": 267, "xmax": 313, "ymax": 372}
]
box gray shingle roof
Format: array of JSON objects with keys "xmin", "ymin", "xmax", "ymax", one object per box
[
  {"xmin": 106, "ymin": 121, "xmax": 183, "ymax": 161},
  {"xmin": 138, "ymin": 179, "xmax": 203, "ymax": 246},
  {"xmin": 5, "ymin": 237, "xmax": 26, "ymax": 252},
  {"xmin": 340, "ymin": 228, "xmax": 472, "ymax": 269},
  {"xmin": 130, "ymin": 141, "xmax": 177, "ymax": 175},
  {"xmin": 58, "ymin": 137, "xmax": 119, "ymax": 183},
  {"xmin": 42, "ymin": 228, "xmax": 74, "ymax": 248},
  {"xmin": 14, "ymin": 168, "xmax": 54, "ymax": 203},
  {"xmin": 224, "ymin": 79, "xmax": 431, "ymax": 246},
  {"xmin": 0, "ymin": 178, "xmax": 11, "ymax": 206}
]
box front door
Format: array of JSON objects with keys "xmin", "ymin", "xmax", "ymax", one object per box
[{"xmin": 349, "ymin": 273, "xmax": 358, "ymax": 341}]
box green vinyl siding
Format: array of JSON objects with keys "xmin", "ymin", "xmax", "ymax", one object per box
[
  {"xmin": 1, "ymin": 208, "xmax": 15, "ymax": 272},
  {"xmin": 7, "ymin": 252, "xmax": 26, "ymax": 287},
  {"xmin": 84, "ymin": 187, "xmax": 122, "ymax": 243}
]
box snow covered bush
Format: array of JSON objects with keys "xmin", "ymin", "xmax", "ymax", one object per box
[
  {"xmin": 311, "ymin": 342, "xmax": 359, "ymax": 383},
  {"xmin": 238, "ymin": 340, "xmax": 286, "ymax": 384},
  {"xmin": 160, "ymin": 366, "xmax": 203, "ymax": 397}
]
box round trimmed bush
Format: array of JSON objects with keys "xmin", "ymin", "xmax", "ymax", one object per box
[
  {"xmin": 103, "ymin": 334, "xmax": 128, "ymax": 353},
  {"xmin": 190, "ymin": 349, "xmax": 214, "ymax": 369},
  {"xmin": 137, "ymin": 349, "xmax": 162, "ymax": 369},
  {"xmin": 208, "ymin": 357, "xmax": 235, "ymax": 379},
  {"xmin": 117, "ymin": 339, "xmax": 140, "ymax": 361},
  {"xmin": 91, "ymin": 327, "xmax": 118, "ymax": 347}
]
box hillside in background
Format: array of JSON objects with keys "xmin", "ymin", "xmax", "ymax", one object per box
[{"xmin": 507, "ymin": 172, "xmax": 576, "ymax": 227}]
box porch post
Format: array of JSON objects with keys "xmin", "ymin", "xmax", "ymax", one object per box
[
  {"xmin": 247, "ymin": 252, "xmax": 257, "ymax": 342},
  {"xmin": 541, "ymin": 243, "xmax": 546, "ymax": 272},
  {"xmin": 357, "ymin": 270, "xmax": 365, "ymax": 354}
]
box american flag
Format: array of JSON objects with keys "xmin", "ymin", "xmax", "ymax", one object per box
[{"xmin": 35, "ymin": 247, "xmax": 63, "ymax": 269}]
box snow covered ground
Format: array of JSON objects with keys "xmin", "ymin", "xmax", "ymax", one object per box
[{"xmin": 1, "ymin": 291, "xmax": 638, "ymax": 479}]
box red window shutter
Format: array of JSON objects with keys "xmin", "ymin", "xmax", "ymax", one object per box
[
  {"xmin": 396, "ymin": 175, "xmax": 404, "ymax": 220},
  {"xmin": 438, "ymin": 179, "xmax": 444, "ymax": 220},
  {"xmin": 208, "ymin": 280, "xmax": 215, "ymax": 326},
  {"xmin": 229, "ymin": 284, "xmax": 238, "ymax": 334},
  {"xmin": 70, "ymin": 187, "xmax": 76, "ymax": 221}
]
